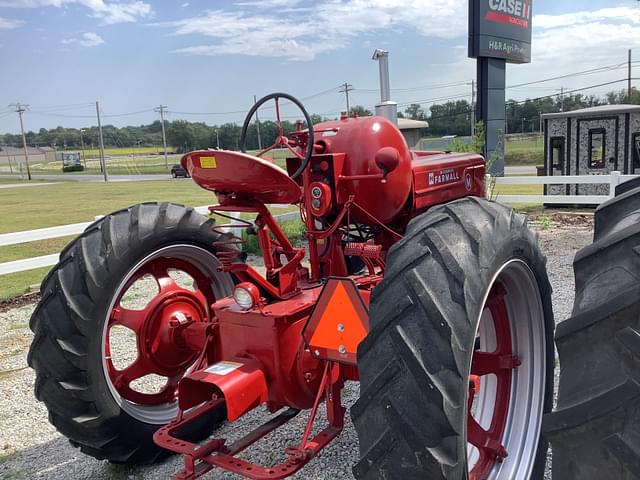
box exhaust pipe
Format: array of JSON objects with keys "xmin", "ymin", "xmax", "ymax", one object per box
[{"xmin": 372, "ymin": 49, "xmax": 398, "ymax": 125}]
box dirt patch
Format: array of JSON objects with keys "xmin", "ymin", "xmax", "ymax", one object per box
[{"xmin": 0, "ymin": 293, "xmax": 40, "ymax": 314}]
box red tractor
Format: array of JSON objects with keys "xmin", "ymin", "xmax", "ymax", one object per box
[{"xmin": 28, "ymin": 93, "xmax": 554, "ymax": 479}]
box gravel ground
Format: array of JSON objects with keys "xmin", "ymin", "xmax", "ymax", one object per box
[{"xmin": 0, "ymin": 218, "xmax": 594, "ymax": 480}]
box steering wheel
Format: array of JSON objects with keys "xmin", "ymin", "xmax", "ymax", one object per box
[{"xmin": 240, "ymin": 92, "xmax": 315, "ymax": 180}]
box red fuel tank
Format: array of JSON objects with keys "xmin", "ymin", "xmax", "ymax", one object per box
[{"xmin": 313, "ymin": 116, "xmax": 412, "ymax": 224}]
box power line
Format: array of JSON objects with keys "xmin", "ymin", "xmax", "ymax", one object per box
[
  {"xmin": 354, "ymin": 62, "xmax": 639, "ymax": 97},
  {"xmin": 168, "ymin": 85, "xmax": 344, "ymax": 116},
  {"xmin": 507, "ymin": 62, "xmax": 640, "ymax": 89},
  {"xmin": 27, "ymin": 108, "xmax": 155, "ymax": 118},
  {"xmin": 507, "ymin": 78, "xmax": 636, "ymax": 105},
  {"xmin": 29, "ymin": 102, "xmax": 94, "ymax": 113},
  {"xmin": 355, "ymin": 80, "xmax": 471, "ymax": 93},
  {"xmin": 103, "ymin": 108, "xmax": 155, "ymax": 118},
  {"xmin": 415, "ymin": 78, "xmax": 639, "ymax": 124},
  {"xmin": 397, "ymin": 92, "xmax": 471, "ymax": 108}
]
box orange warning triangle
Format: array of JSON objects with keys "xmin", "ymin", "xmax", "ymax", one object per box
[{"xmin": 308, "ymin": 281, "xmax": 368, "ymax": 354}]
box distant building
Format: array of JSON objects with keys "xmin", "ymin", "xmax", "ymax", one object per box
[
  {"xmin": 398, "ymin": 118, "xmax": 429, "ymax": 148},
  {"xmin": 38, "ymin": 146, "xmax": 56, "ymax": 163},
  {"xmin": 416, "ymin": 135, "xmax": 472, "ymax": 151},
  {"xmin": 543, "ymin": 105, "xmax": 640, "ymax": 196},
  {"xmin": 0, "ymin": 146, "xmax": 46, "ymax": 167}
]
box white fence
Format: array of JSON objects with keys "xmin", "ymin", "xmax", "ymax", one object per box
[
  {"xmin": 2, "ymin": 172, "xmax": 635, "ymax": 277},
  {"xmin": 0, "ymin": 206, "xmax": 299, "ymax": 276},
  {"xmin": 490, "ymin": 171, "xmax": 634, "ymax": 205}
]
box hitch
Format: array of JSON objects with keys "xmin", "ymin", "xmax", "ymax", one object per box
[{"xmin": 154, "ymin": 362, "xmax": 345, "ymax": 480}]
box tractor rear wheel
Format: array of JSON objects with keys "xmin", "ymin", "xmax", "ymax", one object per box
[
  {"xmin": 28, "ymin": 202, "xmax": 235, "ymax": 464},
  {"xmin": 352, "ymin": 197, "xmax": 554, "ymax": 479},
  {"xmin": 543, "ymin": 184, "xmax": 640, "ymax": 479}
]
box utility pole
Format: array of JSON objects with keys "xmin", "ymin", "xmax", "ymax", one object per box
[
  {"xmin": 253, "ymin": 95, "xmax": 262, "ymax": 150},
  {"xmin": 629, "ymin": 49, "xmax": 633, "ymax": 103},
  {"xmin": 10, "ymin": 103, "xmax": 32, "ymax": 180},
  {"xmin": 154, "ymin": 105, "xmax": 169, "ymax": 169},
  {"xmin": 215, "ymin": 129, "xmax": 220, "ymax": 149},
  {"xmin": 79, "ymin": 128, "xmax": 86, "ymax": 168},
  {"xmin": 95, "ymin": 101, "xmax": 108, "ymax": 182},
  {"xmin": 539, "ymin": 112, "xmax": 543, "ymax": 135},
  {"xmin": 558, "ymin": 87, "xmax": 565, "ymax": 112},
  {"xmin": 339, "ymin": 82, "xmax": 354, "ymax": 115}
]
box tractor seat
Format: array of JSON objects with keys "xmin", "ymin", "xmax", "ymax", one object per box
[{"xmin": 182, "ymin": 150, "xmax": 302, "ymax": 204}]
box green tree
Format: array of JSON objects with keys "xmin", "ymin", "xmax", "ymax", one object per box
[
  {"xmin": 350, "ymin": 105, "xmax": 372, "ymax": 117},
  {"xmin": 404, "ymin": 104, "xmax": 427, "ymax": 120},
  {"xmin": 167, "ymin": 121, "xmax": 196, "ymax": 153}
]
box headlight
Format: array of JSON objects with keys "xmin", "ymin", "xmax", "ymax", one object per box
[{"xmin": 233, "ymin": 283, "xmax": 260, "ymax": 310}]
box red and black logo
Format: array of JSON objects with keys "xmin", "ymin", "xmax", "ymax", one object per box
[{"xmin": 486, "ymin": 0, "xmax": 531, "ymax": 29}]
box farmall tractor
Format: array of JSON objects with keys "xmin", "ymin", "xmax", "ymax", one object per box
[{"xmin": 28, "ymin": 93, "xmax": 556, "ymax": 479}]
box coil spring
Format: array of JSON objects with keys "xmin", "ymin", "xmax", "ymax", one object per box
[{"xmin": 211, "ymin": 210, "xmax": 253, "ymax": 270}]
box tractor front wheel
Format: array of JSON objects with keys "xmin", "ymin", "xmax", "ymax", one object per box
[
  {"xmin": 352, "ymin": 197, "xmax": 554, "ymax": 479},
  {"xmin": 28, "ymin": 202, "xmax": 235, "ymax": 464}
]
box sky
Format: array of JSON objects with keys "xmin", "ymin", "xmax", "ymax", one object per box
[{"xmin": 0, "ymin": 0, "xmax": 639, "ymax": 135}]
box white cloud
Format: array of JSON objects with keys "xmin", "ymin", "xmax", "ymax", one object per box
[
  {"xmin": 181, "ymin": 2, "xmax": 188, "ymax": 7},
  {"xmin": 160, "ymin": 0, "xmax": 466, "ymax": 61},
  {"xmin": 534, "ymin": 7, "xmax": 640, "ymax": 30},
  {"xmin": 529, "ymin": 7, "xmax": 640, "ymax": 69},
  {"xmin": 0, "ymin": 0, "xmax": 152, "ymax": 24},
  {"xmin": 0, "ymin": 16, "xmax": 23, "ymax": 29},
  {"xmin": 234, "ymin": 0, "xmax": 303, "ymax": 6},
  {"xmin": 62, "ymin": 31, "xmax": 105, "ymax": 46}
]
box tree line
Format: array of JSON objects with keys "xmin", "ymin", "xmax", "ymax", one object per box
[
  {"xmin": 0, "ymin": 88, "xmax": 636, "ymax": 151},
  {"xmin": 402, "ymin": 87, "xmax": 639, "ymax": 137}
]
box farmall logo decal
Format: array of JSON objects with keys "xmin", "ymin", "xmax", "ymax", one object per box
[
  {"xmin": 429, "ymin": 169, "xmax": 461, "ymax": 186},
  {"xmin": 465, "ymin": 173, "xmax": 473, "ymax": 191},
  {"xmin": 487, "ymin": 0, "xmax": 531, "ymax": 29}
]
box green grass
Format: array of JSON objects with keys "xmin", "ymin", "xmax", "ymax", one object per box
[
  {"xmin": 24, "ymin": 155, "xmax": 182, "ymax": 176},
  {"xmin": 493, "ymin": 183, "xmax": 543, "ymax": 196},
  {"xmin": 0, "ymin": 180, "xmax": 217, "ymax": 233},
  {"xmin": 505, "ymin": 137, "xmax": 544, "ymax": 166},
  {"xmin": 0, "ymin": 237, "xmax": 75, "ymax": 262},
  {"xmin": 2, "ymin": 147, "xmax": 294, "ymax": 177},
  {"xmin": 242, "ymin": 219, "xmax": 306, "ymax": 255},
  {"xmin": 0, "ymin": 180, "xmax": 218, "ymax": 300},
  {"xmin": 0, "ymin": 179, "xmax": 300, "ymax": 300},
  {"xmin": 505, "ymin": 138, "xmax": 543, "ymax": 153},
  {"xmin": 0, "ymin": 267, "xmax": 54, "ymax": 301}
]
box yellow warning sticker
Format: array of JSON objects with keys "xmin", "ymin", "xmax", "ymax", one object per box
[{"xmin": 200, "ymin": 156, "xmax": 217, "ymax": 169}]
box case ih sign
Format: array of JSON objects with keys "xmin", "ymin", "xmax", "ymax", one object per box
[{"xmin": 469, "ymin": 0, "xmax": 533, "ymax": 63}]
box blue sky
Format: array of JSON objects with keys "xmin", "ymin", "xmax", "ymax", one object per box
[{"xmin": 0, "ymin": 0, "xmax": 638, "ymax": 134}]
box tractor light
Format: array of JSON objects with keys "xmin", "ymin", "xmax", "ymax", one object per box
[{"xmin": 233, "ymin": 282, "xmax": 260, "ymax": 310}]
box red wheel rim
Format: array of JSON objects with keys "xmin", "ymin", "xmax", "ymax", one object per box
[
  {"xmin": 468, "ymin": 282, "xmax": 521, "ymax": 480},
  {"xmin": 103, "ymin": 249, "xmax": 222, "ymax": 416}
]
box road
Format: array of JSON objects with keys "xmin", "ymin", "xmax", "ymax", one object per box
[
  {"xmin": 0, "ymin": 166, "xmax": 536, "ymax": 183},
  {"xmin": 0, "ymin": 182, "xmax": 57, "ymax": 189}
]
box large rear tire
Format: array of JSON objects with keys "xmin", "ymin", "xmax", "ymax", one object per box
[
  {"xmin": 543, "ymin": 186, "xmax": 640, "ymax": 479},
  {"xmin": 352, "ymin": 197, "xmax": 554, "ymax": 479},
  {"xmin": 28, "ymin": 202, "xmax": 235, "ymax": 464}
]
